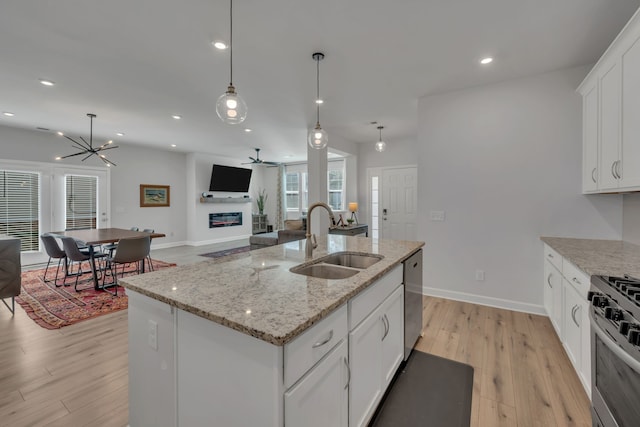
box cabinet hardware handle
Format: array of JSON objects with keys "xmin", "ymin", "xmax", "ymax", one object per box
[
  {"xmin": 616, "ymin": 160, "xmax": 622, "ymax": 180},
  {"xmin": 381, "ymin": 314, "xmax": 390, "ymax": 341},
  {"xmin": 612, "ymin": 161, "xmax": 618, "ymax": 179},
  {"xmin": 547, "ymin": 253, "xmax": 554, "ymax": 258},
  {"xmin": 312, "ymin": 330, "xmax": 333, "ymax": 348},
  {"xmin": 591, "ymin": 167, "xmax": 597, "ymax": 183},
  {"xmin": 572, "ymin": 277, "xmax": 581, "ymax": 285},
  {"xmin": 343, "ymin": 357, "xmax": 351, "ymax": 390},
  {"xmin": 547, "ymin": 273, "xmax": 553, "ymax": 288},
  {"xmin": 413, "ymin": 262, "xmax": 418, "ymax": 268},
  {"xmin": 571, "ymin": 305, "xmax": 580, "ymax": 327}
]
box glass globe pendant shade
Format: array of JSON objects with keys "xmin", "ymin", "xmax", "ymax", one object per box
[
  {"xmin": 216, "ymin": 85, "xmax": 247, "ymax": 124},
  {"xmin": 308, "ymin": 123, "xmax": 328, "ymax": 149},
  {"xmin": 375, "ymin": 140, "xmax": 387, "ymax": 152}
]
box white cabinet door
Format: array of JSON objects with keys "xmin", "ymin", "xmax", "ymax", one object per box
[
  {"xmin": 543, "ymin": 260, "xmax": 563, "ymax": 338},
  {"xmin": 620, "ymin": 36, "xmax": 640, "ymax": 189},
  {"xmin": 380, "ymin": 285, "xmax": 404, "ymax": 389},
  {"xmin": 349, "ymin": 304, "xmax": 384, "ymax": 427},
  {"xmin": 285, "ymin": 339, "xmax": 349, "ymax": 427},
  {"xmin": 563, "ymin": 281, "xmax": 583, "ymax": 372},
  {"xmin": 579, "ymin": 295, "xmax": 591, "ymax": 394},
  {"xmin": 582, "ymin": 80, "xmax": 599, "ymax": 193},
  {"xmin": 599, "ymin": 60, "xmax": 622, "ymax": 191}
]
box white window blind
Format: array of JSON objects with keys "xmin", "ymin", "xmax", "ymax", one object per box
[
  {"xmin": 0, "ymin": 170, "xmax": 40, "ymax": 251},
  {"xmin": 65, "ymin": 175, "xmax": 97, "ymax": 230}
]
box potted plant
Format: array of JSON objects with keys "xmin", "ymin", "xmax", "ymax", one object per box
[{"xmin": 256, "ymin": 188, "xmax": 267, "ymax": 215}]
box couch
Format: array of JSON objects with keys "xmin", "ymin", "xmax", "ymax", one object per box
[
  {"xmin": 249, "ymin": 219, "xmax": 306, "ymax": 250},
  {"xmin": 0, "ymin": 236, "xmax": 21, "ymax": 314}
]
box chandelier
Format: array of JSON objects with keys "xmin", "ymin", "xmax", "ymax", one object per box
[{"xmin": 55, "ymin": 113, "xmax": 118, "ymax": 166}]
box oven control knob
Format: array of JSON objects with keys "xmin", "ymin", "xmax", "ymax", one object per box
[
  {"xmin": 619, "ymin": 321, "xmax": 631, "ymax": 335},
  {"xmin": 604, "ymin": 307, "xmax": 622, "ymax": 320},
  {"xmin": 627, "ymin": 328, "xmax": 640, "ymax": 346},
  {"xmin": 587, "ymin": 291, "xmax": 598, "ymax": 301},
  {"xmin": 591, "ymin": 296, "xmax": 603, "ymax": 307}
]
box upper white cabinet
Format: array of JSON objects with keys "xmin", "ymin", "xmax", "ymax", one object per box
[{"xmin": 579, "ymin": 8, "xmax": 640, "ymax": 193}]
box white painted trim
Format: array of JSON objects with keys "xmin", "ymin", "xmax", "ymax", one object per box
[{"xmin": 423, "ymin": 286, "xmax": 546, "ymax": 315}]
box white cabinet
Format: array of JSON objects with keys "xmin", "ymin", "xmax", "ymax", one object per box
[
  {"xmin": 381, "ymin": 286, "xmax": 404, "ymax": 389},
  {"xmin": 543, "ymin": 259, "xmax": 563, "ymax": 337},
  {"xmin": 579, "ymin": 9, "xmax": 640, "ymax": 193},
  {"xmin": 285, "ymin": 339, "xmax": 349, "ymax": 427},
  {"xmin": 541, "ymin": 244, "xmax": 591, "ymax": 395}
]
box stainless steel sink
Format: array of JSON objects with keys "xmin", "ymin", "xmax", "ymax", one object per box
[
  {"xmin": 320, "ymin": 252, "xmax": 384, "ymax": 269},
  {"xmin": 290, "ymin": 252, "xmax": 384, "ymax": 279},
  {"xmin": 290, "ymin": 263, "xmax": 360, "ymax": 279}
]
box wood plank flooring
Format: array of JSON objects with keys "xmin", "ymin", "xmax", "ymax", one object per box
[
  {"xmin": 1, "ymin": 256, "xmax": 591, "ymax": 426},
  {"xmin": 416, "ymin": 296, "xmax": 592, "ymax": 427}
]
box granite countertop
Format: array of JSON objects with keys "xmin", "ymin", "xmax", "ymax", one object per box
[
  {"xmin": 541, "ymin": 237, "xmax": 640, "ymax": 278},
  {"xmin": 121, "ymin": 235, "xmax": 424, "ymax": 346}
]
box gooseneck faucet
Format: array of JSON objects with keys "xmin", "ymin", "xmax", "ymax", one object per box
[{"xmin": 305, "ymin": 202, "xmax": 337, "ymax": 257}]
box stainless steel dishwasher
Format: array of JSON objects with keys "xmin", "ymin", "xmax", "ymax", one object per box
[{"xmin": 403, "ymin": 249, "xmax": 423, "ymax": 360}]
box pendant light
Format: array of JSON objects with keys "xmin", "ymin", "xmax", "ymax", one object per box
[
  {"xmin": 308, "ymin": 52, "xmax": 328, "ymax": 149},
  {"xmin": 216, "ymin": 0, "xmax": 247, "ymax": 124},
  {"xmin": 55, "ymin": 113, "xmax": 118, "ymax": 166},
  {"xmin": 375, "ymin": 125, "xmax": 387, "ymax": 152}
]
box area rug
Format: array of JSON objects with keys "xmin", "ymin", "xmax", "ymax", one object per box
[
  {"xmin": 200, "ymin": 245, "xmax": 251, "ymax": 259},
  {"xmin": 15, "ymin": 259, "xmax": 176, "ymax": 330},
  {"xmin": 370, "ymin": 351, "xmax": 474, "ymax": 427}
]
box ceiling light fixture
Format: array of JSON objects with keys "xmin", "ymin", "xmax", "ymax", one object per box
[
  {"xmin": 116, "ymin": 132, "xmax": 124, "ymax": 136},
  {"xmin": 216, "ymin": 0, "xmax": 247, "ymax": 124},
  {"xmin": 213, "ymin": 41, "xmax": 227, "ymax": 50},
  {"xmin": 375, "ymin": 125, "xmax": 387, "ymax": 152},
  {"xmin": 172, "ymin": 114, "xmax": 182, "ymax": 120},
  {"xmin": 39, "ymin": 79, "xmax": 55, "ymax": 86},
  {"xmin": 308, "ymin": 52, "xmax": 328, "ymax": 150},
  {"xmin": 171, "ymin": 144, "xmax": 177, "ymax": 147},
  {"xmin": 55, "ymin": 113, "xmax": 118, "ymax": 166},
  {"xmin": 244, "ymin": 128, "xmax": 252, "ymax": 132},
  {"xmin": 480, "ymin": 57, "xmax": 493, "ymax": 65},
  {"xmin": 2, "ymin": 112, "xmax": 15, "ymax": 117}
]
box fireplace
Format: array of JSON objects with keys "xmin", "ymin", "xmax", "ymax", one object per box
[{"xmin": 209, "ymin": 212, "xmax": 242, "ymax": 228}]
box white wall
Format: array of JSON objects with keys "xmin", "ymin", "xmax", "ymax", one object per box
[
  {"xmin": 623, "ymin": 194, "xmax": 640, "ymax": 245},
  {"xmin": 0, "ymin": 124, "xmax": 188, "ymax": 247},
  {"xmin": 417, "ymin": 66, "xmax": 623, "ymax": 311}
]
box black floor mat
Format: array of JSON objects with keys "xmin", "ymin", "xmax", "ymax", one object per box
[{"xmin": 369, "ymin": 351, "xmax": 474, "ymax": 427}]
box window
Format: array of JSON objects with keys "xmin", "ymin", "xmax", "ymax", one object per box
[
  {"xmin": 285, "ymin": 172, "xmax": 300, "ymax": 210},
  {"xmin": 327, "ymin": 164, "xmax": 344, "ymax": 211},
  {"xmin": 285, "ymin": 159, "xmax": 345, "ymax": 215},
  {"xmin": 65, "ymin": 175, "xmax": 97, "ymax": 230},
  {"xmin": 0, "ymin": 170, "xmax": 40, "ymax": 251}
]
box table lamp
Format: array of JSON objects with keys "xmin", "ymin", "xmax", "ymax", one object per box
[{"xmin": 348, "ymin": 202, "xmax": 358, "ymax": 225}]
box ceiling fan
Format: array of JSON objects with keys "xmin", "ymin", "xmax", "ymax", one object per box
[{"xmin": 243, "ymin": 148, "xmax": 280, "ymax": 166}]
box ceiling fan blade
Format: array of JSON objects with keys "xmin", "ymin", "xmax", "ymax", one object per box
[{"xmin": 263, "ymin": 161, "xmax": 281, "ymax": 166}]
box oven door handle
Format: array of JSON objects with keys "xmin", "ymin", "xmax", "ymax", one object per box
[{"xmin": 590, "ymin": 314, "xmax": 640, "ymax": 375}]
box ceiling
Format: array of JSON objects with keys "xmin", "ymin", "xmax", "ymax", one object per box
[{"xmin": 0, "ymin": 0, "xmax": 638, "ymax": 163}]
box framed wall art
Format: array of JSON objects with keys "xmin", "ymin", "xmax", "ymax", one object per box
[{"xmin": 140, "ymin": 184, "xmax": 170, "ymax": 207}]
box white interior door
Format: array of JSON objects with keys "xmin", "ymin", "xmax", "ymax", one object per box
[{"xmin": 381, "ymin": 167, "xmax": 417, "ymax": 240}]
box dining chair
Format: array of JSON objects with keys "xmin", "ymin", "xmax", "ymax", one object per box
[
  {"xmin": 103, "ymin": 226, "xmax": 139, "ymax": 257},
  {"xmin": 103, "ymin": 235, "xmax": 150, "ymax": 296},
  {"xmin": 142, "ymin": 229, "xmax": 154, "ymax": 271},
  {"xmin": 61, "ymin": 236, "xmax": 106, "ymax": 292},
  {"xmin": 40, "ymin": 233, "xmax": 67, "ymax": 287}
]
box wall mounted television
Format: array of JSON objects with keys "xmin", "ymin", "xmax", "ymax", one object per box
[{"xmin": 208, "ymin": 164, "xmax": 252, "ymax": 192}]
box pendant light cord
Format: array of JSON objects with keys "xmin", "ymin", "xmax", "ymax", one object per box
[
  {"xmin": 89, "ymin": 114, "xmax": 93, "ymax": 148},
  {"xmin": 229, "ymin": 0, "xmax": 233, "ymax": 86},
  {"xmin": 316, "ymin": 57, "xmax": 320, "ymax": 124}
]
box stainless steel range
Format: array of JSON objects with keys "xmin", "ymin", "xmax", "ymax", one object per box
[{"xmin": 589, "ymin": 275, "xmax": 640, "ymax": 427}]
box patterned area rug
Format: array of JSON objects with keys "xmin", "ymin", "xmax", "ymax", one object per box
[
  {"xmin": 15, "ymin": 259, "xmax": 176, "ymax": 329},
  {"xmin": 200, "ymin": 245, "xmax": 251, "ymax": 259}
]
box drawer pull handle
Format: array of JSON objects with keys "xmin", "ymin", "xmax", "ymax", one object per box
[
  {"xmin": 413, "ymin": 262, "xmax": 418, "ymax": 268},
  {"xmin": 312, "ymin": 330, "xmax": 333, "ymax": 348},
  {"xmin": 547, "ymin": 253, "xmax": 554, "ymax": 259},
  {"xmin": 547, "ymin": 273, "xmax": 553, "ymax": 289},
  {"xmin": 381, "ymin": 314, "xmax": 390, "ymax": 341},
  {"xmin": 612, "ymin": 161, "xmax": 619, "ymax": 179},
  {"xmin": 572, "ymin": 277, "xmax": 581, "ymax": 285},
  {"xmin": 343, "ymin": 357, "xmax": 351, "ymax": 390},
  {"xmin": 571, "ymin": 305, "xmax": 580, "ymax": 327}
]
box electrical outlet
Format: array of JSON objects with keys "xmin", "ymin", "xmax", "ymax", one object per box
[
  {"xmin": 430, "ymin": 210, "xmax": 445, "ymax": 221},
  {"xmin": 148, "ymin": 319, "xmax": 158, "ymax": 351},
  {"xmin": 475, "ymin": 270, "xmax": 485, "ymax": 281}
]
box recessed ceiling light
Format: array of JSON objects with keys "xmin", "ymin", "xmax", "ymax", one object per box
[
  {"xmin": 2, "ymin": 112, "xmax": 15, "ymax": 117},
  {"xmin": 57, "ymin": 131, "xmax": 64, "ymax": 136},
  {"xmin": 244, "ymin": 128, "xmax": 252, "ymax": 132},
  {"xmin": 171, "ymin": 144, "xmax": 177, "ymax": 148},
  {"xmin": 172, "ymin": 115, "xmax": 182, "ymax": 120},
  {"xmin": 315, "ymin": 99, "xmax": 324, "ymax": 104},
  {"xmin": 116, "ymin": 132, "xmax": 124, "ymax": 136},
  {"xmin": 212, "ymin": 41, "xmax": 227, "ymax": 50},
  {"xmin": 480, "ymin": 57, "xmax": 493, "ymax": 65},
  {"xmin": 39, "ymin": 79, "xmax": 55, "ymax": 86}
]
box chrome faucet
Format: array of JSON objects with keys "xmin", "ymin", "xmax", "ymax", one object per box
[{"xmin": 305, "ymin": 202, "xmax": 337, "ymax": 257}]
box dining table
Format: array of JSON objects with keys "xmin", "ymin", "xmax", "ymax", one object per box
[{"xmin": 50, "ymin": 228, "xmax": 166, "ymax": 291}]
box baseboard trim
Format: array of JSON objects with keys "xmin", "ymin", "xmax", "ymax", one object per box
[
  {"xmin": 150, "ymin": 240, "xmax": 188, "ymax": 250},
  {"xmin": 423, "ymin": 286, "xmax": 546, "ymax": 315},
  {"xmin": 184, "ymin": 235, "xmax": 252, "ymax": 247}
]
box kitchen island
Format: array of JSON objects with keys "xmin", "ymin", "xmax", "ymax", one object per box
[{"xmin": 121, "ymin": 235, "xmax": 423, "ymax": 427}]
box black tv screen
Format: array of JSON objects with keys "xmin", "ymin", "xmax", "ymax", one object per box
[{"xmin": 209, "ymin": 164, "xmax": 252, "ymax": 192}]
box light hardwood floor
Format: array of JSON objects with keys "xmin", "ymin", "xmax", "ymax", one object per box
[{"xmin": 1, "ymin": 245, "xmax": 590, "ymax": 426}]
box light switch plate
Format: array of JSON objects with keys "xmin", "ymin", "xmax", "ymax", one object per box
[{"xmin": 430, "ymin": 210, "xmax": 445, "ymax": 221}]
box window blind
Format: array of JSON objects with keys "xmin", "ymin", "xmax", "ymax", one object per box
[
  {"xmin": 0, "ymin": 170, "xmax": 40, "ymax": 251},
  {"xmin": 66, "ymin": 175, "xmax": 97, "ymax": 230}
]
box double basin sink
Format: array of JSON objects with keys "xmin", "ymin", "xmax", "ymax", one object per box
[{"xmin": 290, "ymin": 252, "xmax": 384, "ymax": 279}]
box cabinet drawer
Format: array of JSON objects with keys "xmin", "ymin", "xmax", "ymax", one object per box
[
  {"xmin": 543, "ymin": 244, "xmax": 563, "ymax": 271},
  {"xmin": 284, "ymin": 304, "xmax": 348, "ymax": 389},
  {"xmin": 562, "ymin": 260, "xmax": 590, "ymax": 298},
  {"xmin": 349, "ymin": 266, "xmax": 403, "ymax": 331}
]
